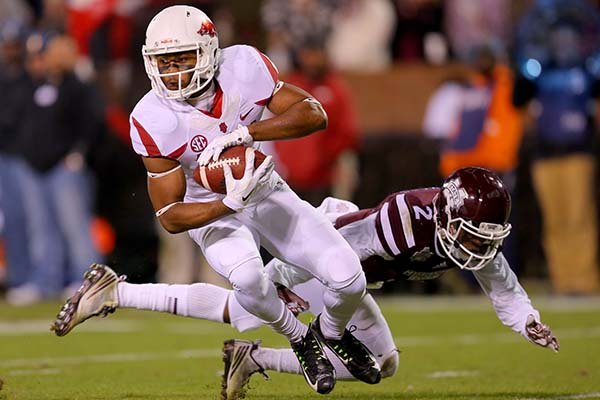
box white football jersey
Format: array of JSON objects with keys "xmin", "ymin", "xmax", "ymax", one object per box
[{"xmin": 129, "ymin": 45, "xmax": 279, "ymax": 203}]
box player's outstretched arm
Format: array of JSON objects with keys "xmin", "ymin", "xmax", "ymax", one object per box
[
  {"xmin": 247, "ymin": 82, "xmax": 327, "ymax": 142},
  {"xmin": 472, "ymin": 253, "xmax": 559, "ymax": 352},
  {"xmin": 144, "ymin": 156, "xmax": 234, "ymax": 233}
]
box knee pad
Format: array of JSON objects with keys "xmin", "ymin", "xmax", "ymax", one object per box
[
  {"xmin": 380, "ymin": 350, "xmax": 399, "ymax": 379},
  {"xmin": 227, "ymin": 292, "xmax": 265, "ymax": 332},
  {"xmin": 229, "ymin": 256, "xmax": 283, "ymax": 324},
  {"xmin": 337, "ymin": 270, "xmax": 366, "ymax": 299},
  {"xmin": 323, "ymin": 272, "xmax": 366, "ymax": 312},
  {"xmin": 319, "ymin": 246, "xmax": 365, "ymax": 291},
  {"xmin": 228, "ymin": 256, "xmax": 269, "ymax": 298}
]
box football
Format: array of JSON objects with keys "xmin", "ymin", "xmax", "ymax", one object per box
[{"xmin": 193, "ymin": 146, "xmax": 267, "ymax": 194}]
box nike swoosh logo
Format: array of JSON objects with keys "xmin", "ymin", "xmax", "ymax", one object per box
[
  {"xmin": 241, "ymin": 186, "xmax": 258, "ymax": 202},
  {"xmin": 240, "ymin": 108, "xmax": 253, "ymax": 121}
]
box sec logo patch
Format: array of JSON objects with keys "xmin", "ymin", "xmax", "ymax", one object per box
[{"xmin": 190, "ymin": 135, "xmax": 208, "ymax": 152}]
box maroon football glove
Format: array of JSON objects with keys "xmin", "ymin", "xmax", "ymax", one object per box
[
  {"xmin": 525, "ymin": 315, "xmax": 559, "ymax": 352},
  {"xmin": 276, "ymin": 284, "xmax": 309, "ymax": 316}
]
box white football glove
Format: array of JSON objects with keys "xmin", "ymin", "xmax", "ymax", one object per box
[
  {"xmin": 198, "ymin": 125, "xmax": 254, "ymax": 166},
  {"xmin": 222, "ymin": 147, "xmax": 274, "ymax": 212},
  {"xmin": 525, "ymin": 314, "xmax": 559, "ymax": 352}
]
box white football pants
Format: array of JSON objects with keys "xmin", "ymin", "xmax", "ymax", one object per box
[{"xmin": 188, "ymin": 185, "xmax": 366, "ymax": 340}]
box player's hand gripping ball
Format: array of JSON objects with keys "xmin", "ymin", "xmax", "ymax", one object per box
[{"xmin": 193, "ymin": 145, "xmax": 267, "ymax": 194}]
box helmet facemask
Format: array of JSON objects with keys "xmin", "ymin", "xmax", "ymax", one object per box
[
  {"xmin": 434, "ymin": 194, "xmax": 511, "ymax": 271},
  {"xmin": 143, "ymin": 42, "xmax": 219, "ymax": 101}
]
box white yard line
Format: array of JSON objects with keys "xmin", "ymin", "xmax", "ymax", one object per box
[
  {"xmin": 8, "ymin": 368, "xmax": 61, "ymax": 376},
  {"xmin": 376, "ymin": 295, "xmax": 600, "ymax": 312},
  {"xmin": 0, "ymin": 349, "xmax": 220, "ymax": 369},
  {"xmin": 516, "ymin": 393, "xmax": 600, "ymax": 400},
  {"xmin": 426, "ymin": 370, "xmax": 480, "ymax": 378},
  {"xmin": 395, "ymin": 326, "xmax": 600, "ymax": 347},
  {"xmin": 2, "ymin": 318, "xmax": 598, "ymax": 349},
  {"xmin": 164, "ymin": 324, "xmax": 225, "ymax": 334},
  {"xmin": 2, "ymin": 325, "xmax": 598, "ymax": 369},
  {"xmin": 0, "ymin": 319, "xmax": 141, "ymax": 335},
  {"xmin": 0, "ymin": 319, "xmax": 220, "ymax": 336}
]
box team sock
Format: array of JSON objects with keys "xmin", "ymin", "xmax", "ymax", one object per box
[
  {"xmin": 117, "ymin": 282, "xmax": 229, "ymax": 323},
  {"xmin": 265, "ymin": 304, "xmax": 308, "ymax": 343},
  {"xmin": 252, "ymin": 347, "xmax": 356, "ymax": 380}
]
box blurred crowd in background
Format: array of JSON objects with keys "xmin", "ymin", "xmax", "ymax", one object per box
[{"xmin": 1, "ymin": 0, "xmax": 600, "ymax": 305}]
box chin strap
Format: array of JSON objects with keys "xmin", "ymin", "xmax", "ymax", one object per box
[{"xmin": 187, "ymin": 79, "xmax": 216, "ymax": 103}]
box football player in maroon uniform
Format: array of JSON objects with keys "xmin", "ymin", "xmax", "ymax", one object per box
[{"xmin": 218, "ymin": 166, "xmax": 558, "ymax": 398}]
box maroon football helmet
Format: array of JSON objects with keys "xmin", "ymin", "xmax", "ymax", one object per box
[{"xmin": 433, "ymin": 167, "xmax": 512, "ymax": 270}]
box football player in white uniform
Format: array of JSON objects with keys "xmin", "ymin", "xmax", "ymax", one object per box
[{"xmin": 52, "ymin": 5, "xmax": 380, "ymax": 394}]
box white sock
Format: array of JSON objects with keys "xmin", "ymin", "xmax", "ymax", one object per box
[
  {"xmin": 253, "ymin": 348, "xmax": 301, "ymax": 375},
  {"xmin": 253, "ymin": 347, "xmax": 355, "ymax": 380},
  {"xmin": 117, "ymin": 282, "xmax": 229, "ymax": 323},
  {"xmin": 227, "ymin": 284, "xmax": 307, "ymax": 341},
  {"xmin": 267, "ymin": 306, "xmax": 308, "ymax": 343},
  {"xmin": 227, "ymin": 292, "xmax": 265, "ymax": 332}
]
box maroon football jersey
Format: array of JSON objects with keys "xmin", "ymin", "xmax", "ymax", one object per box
[{"xmin": 336, "ymin": 188, "xmax": 454, "ymax": 282}]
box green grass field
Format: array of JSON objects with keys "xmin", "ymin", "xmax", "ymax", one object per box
[{"xmin": 0, "ymin": 296, "xmax": 599, "ymax": 400}]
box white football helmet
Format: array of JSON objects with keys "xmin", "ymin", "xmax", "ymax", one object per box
[{"xmin": 142, "ymin": 5, "xmax": 220, "ymax": 101}]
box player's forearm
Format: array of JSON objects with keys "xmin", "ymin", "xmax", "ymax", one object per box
[
  {"xmin": 158, "ymin": 200, "xmax": 234, "ymax": 234},
  {"xmin": 248, "ymin": 99, "xmax": 327, "ymax": 141},
  {"xmin": 473, "ymin": 253, "xmax": 539, "ymax": 336}
]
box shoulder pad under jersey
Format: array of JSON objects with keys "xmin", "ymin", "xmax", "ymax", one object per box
[
  {"xmin": 129, "ymin": 91, "xmax": 180, "ymax": 158},
  {"xmin": 218, "ymin": 45, "xmax": 278, "ymax": 104}
]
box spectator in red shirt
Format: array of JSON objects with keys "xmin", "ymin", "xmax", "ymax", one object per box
[{"xmin": 275, "ymin": 38, "xmax": 359, "ymax": 205}]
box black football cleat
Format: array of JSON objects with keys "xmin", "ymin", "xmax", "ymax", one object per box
[
  {"xmin": 290, "ymin": 328, "xmax": 336, "ymax": 394},
  {"xmin": 310, "ymin": 314, "xmax": 381, "ymax": 384}
]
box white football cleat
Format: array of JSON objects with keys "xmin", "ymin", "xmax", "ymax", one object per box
[
  {"xmin": 51, "ymin": 263, "xmax": 126, "ymax": 337},
  {"xmin": 221, "ymin": 339, "xmax": 268, "ymax": 400}
]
